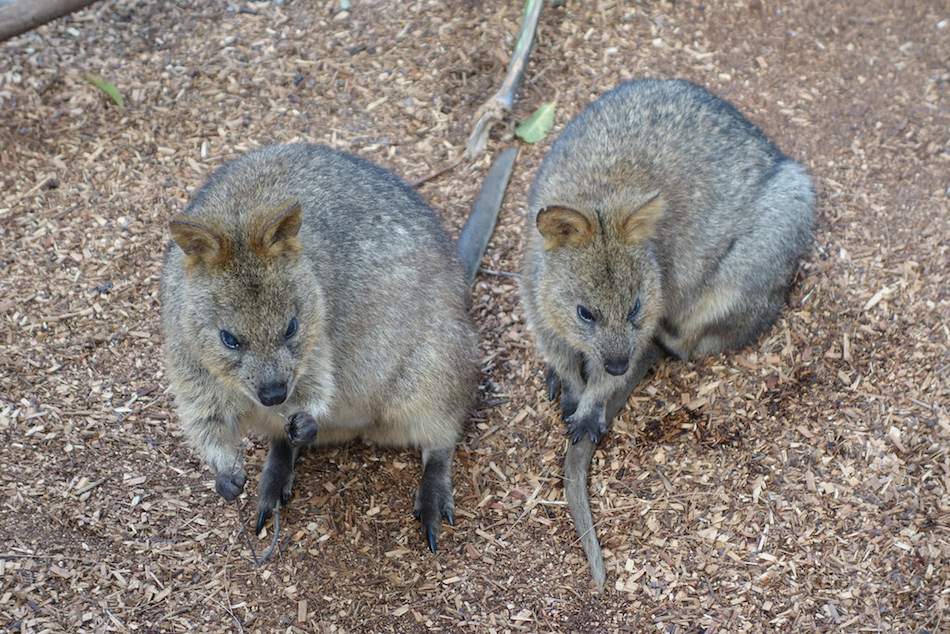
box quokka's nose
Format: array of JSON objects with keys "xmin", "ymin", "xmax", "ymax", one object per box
[
  {"xmin": 604, "ymin": 357, "xmax": 630, "ymax": 376},
  {"xmin": 258, "ymin": 382, "xmax": 288, "ymax": 406}
]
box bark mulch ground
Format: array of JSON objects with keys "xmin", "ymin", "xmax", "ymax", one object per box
[{"xmin": 1, "ymin": 0, "xmax": 948, "ymax": 631}]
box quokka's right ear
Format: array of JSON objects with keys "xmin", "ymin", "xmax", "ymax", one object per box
[
  {"xmin": 169, "ymin": 217, "xmax": 232, "ymax": 270},
  {"xmin": 536, "ymin": 206, "xmax": 594, "ymax": 249}
]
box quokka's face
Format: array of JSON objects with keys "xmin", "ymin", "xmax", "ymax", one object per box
[
  {"xmin": 540, "ymin": 242, "xmax": 662, "ymax": 378},
  {"xmin": 191, "ymin": 258, "xmax": 325, "ymax": 409}
]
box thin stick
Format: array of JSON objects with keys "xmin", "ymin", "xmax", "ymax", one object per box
[
  {"xmin": 410, "ymin": 155, "xmax": 464, "ymax": 188},
  {"xmin": 235, "ymin": 498, "xmax": 281, "ymax": 566},
  {"xmin": 478, "ymin": 268, "xmax": 521, "ymax": 279}
]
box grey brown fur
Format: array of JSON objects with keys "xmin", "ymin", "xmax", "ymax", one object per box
[
  {"xmin": 520, "ymin": 79, "xmax": 815, "ymax": 587},
  {"xmin": 161, "ymin": 143, "xmax": 483, "ymax": 552}
]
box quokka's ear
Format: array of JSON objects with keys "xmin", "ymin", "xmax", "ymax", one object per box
[
  {"xmin": 618, "ymin": 192, "xmax": 665, "ymax": 245},
  {"xmin": 253, "ymin": 201, "xmax": 302, "ymax": 258},
  {"xmin": 169, "ymin": 217, "xmax": 232, "ymax": 270},
  {"xmin": 536, "ymin": 206, "xmax": 595, "ymax": 249}
]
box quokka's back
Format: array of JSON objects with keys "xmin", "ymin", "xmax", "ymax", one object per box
[{"xmin": 526, "ymin": 79, "xmax": 814, "ymax": 347}]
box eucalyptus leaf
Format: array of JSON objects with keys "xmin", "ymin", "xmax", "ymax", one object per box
[
  {"xmin": 85, "ymin": 74, "xmax": 124, "ymax": 109},
  {"xmin": 515, "ymin": 101, "xmax": 555, "ymax": 144}
]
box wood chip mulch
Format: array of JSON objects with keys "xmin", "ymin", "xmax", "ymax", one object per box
[{"xmin": 1, "ymin": 0, "xmax": 947, "ymax": 632}]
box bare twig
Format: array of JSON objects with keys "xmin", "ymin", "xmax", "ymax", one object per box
[
  {"xmin": 465, "ymin": 0, "xmax": 544, "ymax": 158},
  {"xmin": 410, "ymin": 155, "xmax": 464, "ymax": 188},
  {"xmin": 235, "ymin": 498, "xmax": 281, "ymax": 566}
]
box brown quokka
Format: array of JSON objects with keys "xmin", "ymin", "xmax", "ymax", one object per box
[
  {"xmin": 520, "ymin": 79, "xmax": 815, "ymax": 587},
  {"xmin": 161, "ymin": 143, "xmax": 493, "ymax": 552}
]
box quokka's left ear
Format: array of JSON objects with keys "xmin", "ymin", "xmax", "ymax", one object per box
[
  {"xmin": 253, "ymin": 201, "xmax": 303, "ymax": 258},
  {"xmin": 617, "ymin": 192, "xmax": 665, "ymax": 245}
]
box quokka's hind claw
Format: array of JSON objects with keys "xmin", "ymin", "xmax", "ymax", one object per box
[
  {"xmin": 445, "ymin": 507, "xmax": 455, "ymax": 527},
  {"xmin": 425, "ymin": 525, "xmax": 438, "ymax": 554},
  {"xmin": 563, "ymin": 426, "xmax": 584, "ymax": 445},
  {"xmin": 255, "ymin": 507, "xmax": 272, "ymax": 535}
]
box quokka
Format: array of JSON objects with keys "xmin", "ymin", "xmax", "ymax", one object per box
[
  {"xmin": 161, "ymin": 143, "xmax": 495, "ymax": 552},
  {"xmin": 520, "ymin": 79, "xmax": 815, "ymax": 587}
]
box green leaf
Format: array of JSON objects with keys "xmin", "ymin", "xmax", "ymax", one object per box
[
  {"xmin": 85, "ymin": 74, "xmax": 124, "ymax": 109},
  {"xmin": 515, "ymin": 101, "xmax": 556, "ymax": 144}
]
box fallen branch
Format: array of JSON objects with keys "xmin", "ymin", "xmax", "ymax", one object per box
[
  {"xmin": 0, "ymin": 0, "xmax": 101, "ymax": 43},
  {"xmin": 465, "ymin": 0, "xmax": 544, "ymax": 158}
]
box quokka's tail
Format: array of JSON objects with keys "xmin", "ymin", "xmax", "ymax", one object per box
[
  {"xmin": 564, "ymin": 435, "xmax": 607, "ymax": 589},
  {"xmin": 456, "ymin": 147, "xmax": 518, "ymax": 286}
]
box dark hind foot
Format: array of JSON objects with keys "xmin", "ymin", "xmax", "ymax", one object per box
[
  {"xmin": 545, "ymin": 365, "xmax": 580, "ymax": 418},
  {"xmin": 414, "ymin": 447, "xmax": 455, "ymax": 553},
  {"xmin": 256, "ymin": 437, "xmax": 297, "ymax": 534}
]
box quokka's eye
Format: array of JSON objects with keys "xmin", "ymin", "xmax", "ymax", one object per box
[
  {"xmin": 627, "ymin": 297, "xmax": 641, "ymax": 322},
  {"xmin": 285, "ymin": 317, "xmax": 298, "ymax": 340},
  {"xmin": 220, "ymin": 330, "xmax": 242, "ymax": 350},
  {"xmin": 577, "ymin": 305, "xmax": 596, "ymax": 324}
]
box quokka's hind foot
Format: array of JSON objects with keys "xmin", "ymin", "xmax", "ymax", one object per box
[
  {"xmin": 414, "ymin": 447, "xmax": 455, "ymax": 554},
  {"xmin": 564, "ymin": 409, "xmax": 608, "ymax": 445},
  {"xmin": 545, "ymin": 365, "xmax": 580, "ymax": 418},
  {"xmin": 255, "ymin": 438, "xmax": 297, "ymax": 534}
]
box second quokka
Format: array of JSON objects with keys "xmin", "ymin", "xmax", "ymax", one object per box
[
  {"xmin": 521, "ymin": 79, "xmax": 815, "ymax": 587},
  {"xmin": 161, "ymin": 143, "xmax": 491, "ymax": 553}
]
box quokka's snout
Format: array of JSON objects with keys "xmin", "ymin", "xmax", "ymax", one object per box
[
  {"xmin": 603, "ymin": 356, "xmax": 629, "ymax": 376},
  {"xmin": 257, "ymin": 381, "xmax": 288, "ymax": 406}
]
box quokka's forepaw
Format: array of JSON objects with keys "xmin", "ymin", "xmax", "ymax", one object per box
[
  {"xmin": 559, "ymin": 392, "xmax": 580, "ymax": 419},
  {"xmin": 215, "ymin": 468, "xmax": 247, "ymax": 501},
  {"xmin": 285, "ymin": 412, "xmax": 318, "ymax": 447},
  {"xmin": 564, "ymin": 412, "xmax": 608, "ymax": 445},
  {"xmin": 545, "ymin": 367, "xmax": 581, "ymax": 417},
  {"xmin": 415, "ymin": 448, "xmax": 454, "ymax": 553},
  {"xmin": 257, "ymin": 458, "xmax": 295, "ymax": 535}
]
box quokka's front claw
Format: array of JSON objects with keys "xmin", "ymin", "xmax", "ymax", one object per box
[
  {"xmin": 215, "ymin": 468, "xmax": 247, "ymax": 501},
  {"xmin": 564, "ymin": 413, "xmax": 608, "ymax": 445}
]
